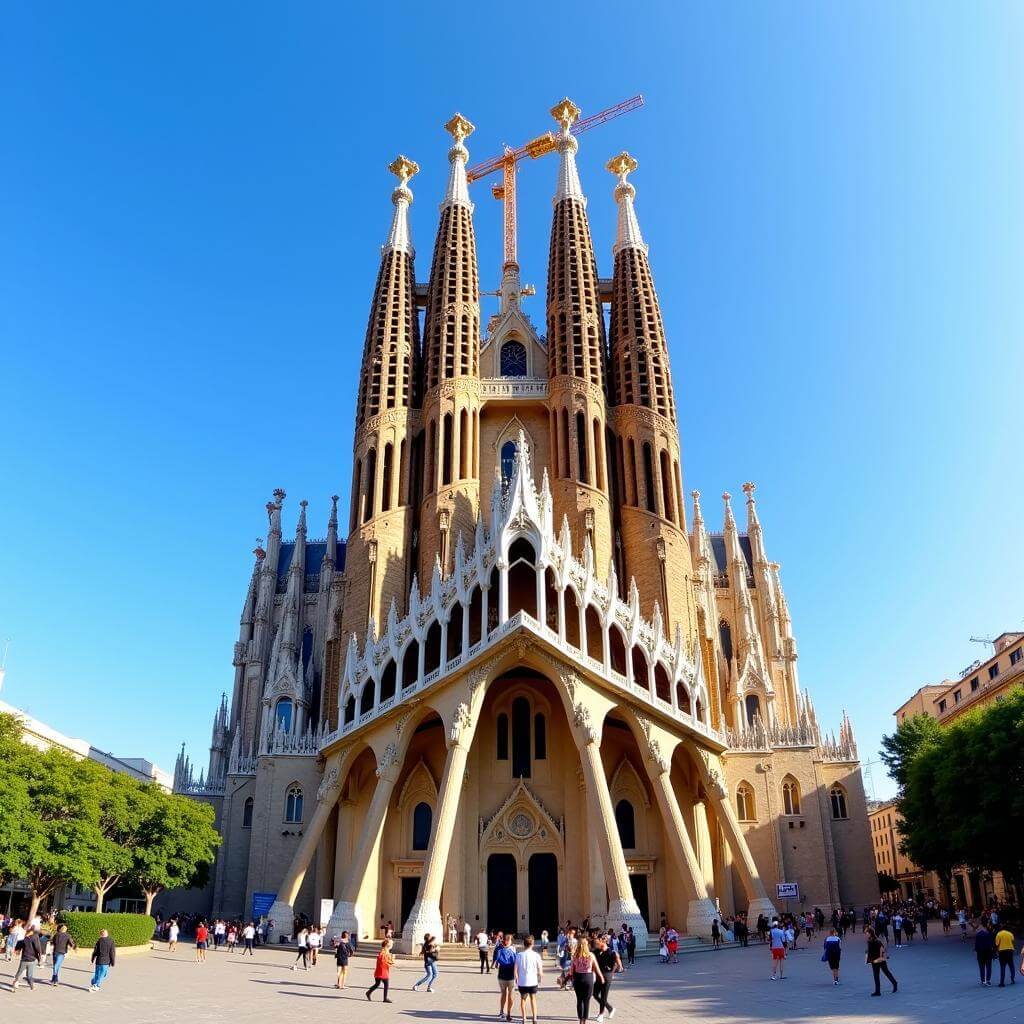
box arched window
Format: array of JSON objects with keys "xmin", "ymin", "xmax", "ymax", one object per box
[
  {"xmin": 782, "ymin": 776, "xmax": 801, "ymax": 816},
  {"xmin": 500, "ymin": 440, "xmax": 517, "ymax": 486},
  {"xmin": 402, "ymin": 640, "xmax": 419, "ymax": 689},
  {"xmin": 511, "ymin": 696, "xmax": 531, "ymax": 778},
  {"xmin": 609, "ymin": 626, "xmax": 627, "ymax": 677},
  {"xmin": 630, "ymin": 647, "xmax": 648, "ymax": 689},
  {"xmin": 274, "ymin": 698, "xmax": 293, "ymax": 733},
  {"xmin": 360, "ymin": 680, "xmax": 374, "ymax": 716},
  {"xmin": 363, "ymin": 447, "xmax": 377, "ymax": 522},
  {"xmin": 343, "ymin": 695, "xmax": 355, "ymax": 725},
  {"xmin": 654, "ymin": 662, "xmax": 672, "ymax": 703},
  {"xmin": 534, "ymin": 713, "xmax": 547, "ymax": 760},
  {"xmin": 242, "ymin": 796, "xmax": 254, "ymax": 828},
  {"xmin": 496, "ymin": 712, "xmax": 509, "ymax": 760},
  {"xmin": 412, "ymin": 802, "xmax": 432, "ymax": 851},
  {"xmin": 719, "ymin": 620, "xmax": 733, "ymax": 662},
  {"xmin": 614, "ymin": 799, "xmax": 636, "ymax": 849},
  {"xmin": 380, "ymin": 661, "xmax": 397, "ymax": 703},
  {"xmin": 508, "ymin": 538, "xmax": 537, "ymax": 619},
  {"xmin": 285, "ymin": 785, "xmax": 303, "ymax": 823},
  {"xmin": 830, "ymin": 784, "xmax": 848, "ymax": 820},
  {"xmin": 500, "ymin": 340, "xmax": 528, "ymax": 377},
  {"xmin": 736, "ymin": 783, "xmax": 756, "ymax": 822},
  {"xmin": 745, "ymin": 694, "xmax": 761, "ymax": 727}
]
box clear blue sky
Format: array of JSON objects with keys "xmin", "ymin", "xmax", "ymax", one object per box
[{"xmin": 2, "ymin": 2, "xmax": 1021, "ymax": 798}]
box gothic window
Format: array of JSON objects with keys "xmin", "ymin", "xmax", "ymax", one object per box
[
  {"xmin": 719, "ymin": 620, "xmax": 733, "ymax": 662},
  {"xmin": 615, "ymin": 799, "xmax": 636, "ymax": 849},
  {"xmin": 642, "ymin": 442, "xmax": 655, "ymax": 513},
  {"xmin": 534, "ymin": 713, "xmax": 546, "ymax": 760},
  {"xmin": 511, "ymin": 696, "xmax": 531, "ymax": 778},
  {"xmin": 442, "ymin": 412, "xmax": 453, "ymax": 487},
  {"xmin": 501, "ymin": 440, "xmax": 517, "ymax": 486},
  {"xmin": 285, "ymin": 785, "xmax": 304, "ymax": 823},
  {"xmin": 496, "ymin": 713, "xmax": 509, "ymax": 760},
  {"xmin": 830, "ymin": 784, "xmax": 848, "ymax": 820},
  {"xmin": 343, "ymin": 696, "xmax": 355, "ymax": 725},
  {"xmin": 402, "ymin": 641, "xmax": 419, "ymax": 689},
  {"xmin": 745, "ymin": 694, "xmax": 761, "ymax": 727},
  {"xmin": 609, "ymin": 626, "xmax": 628, "ymax": 677},
  {"xmin": 736, "ymin": 783, "xmax": 755, "ymax": 822},
  {"xmin": 242, "ymin": 796, "xmax": 254, "ymax": 828},
  {"xmin": 782, "ymin": 776, "xmax": 801, "ymax": 816},
  {"xmin": 363, "ymin": 447, "xmax": 377, "ymax": 522},
  {"xmin": 412, "ymin": 802, "xmax": 432, "ymax": 851},
  {"xmin": 302, "ymin": 627, "xmax": 314, "ymax": 670},
  {"xmin": 508, "ymin": 538, "xmax": 538, "ymax": 619},
  {"xmin": 654, "ymin": 662, "xmax": 671, "ymax": 703},
  {"xmin": 360, "ymin": 680, "xmax": 375, "ymax": 716},
  {"xmin": 500, "ymin": 340, "xmax": 528, "ymax": 377},
  {"xmin": 576, "ymin": 411, "xmax": 589, "ymax": 484},
  {"xmin": 380, "ymin": 661, "xmax": 397, "ymax": 703},
  {"xmin": 274, "ymin": 698, "xmax": 293, "ymax": 734}
]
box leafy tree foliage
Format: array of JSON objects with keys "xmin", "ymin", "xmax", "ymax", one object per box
[
  {"xmin": 880, "ymin": 712, "xmax": 942, "ymax": 790},
  {"xmin": 877, "ymin": 871, "xmax": 901, "ymax": 894}
]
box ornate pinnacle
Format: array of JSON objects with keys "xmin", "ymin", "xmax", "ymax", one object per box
[
  {"xmin": 444, "ymin": 113, "xmax": 475, "ymax": 144},
  {"xmin": 551, "ymin": 97, "xmax": 581, "ymax": 131},
  {"xmin": 742, "ymin": 481, "xmax": 756, "ymax": 499},
  {"xmin": 606, "ymin": 150, "xmax": 638, "ymax": 182},
  {"xmin": 388, "ymin": 154, "xmax": 419, "ymax": 187}
]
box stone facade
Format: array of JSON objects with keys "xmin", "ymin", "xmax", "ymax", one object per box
[{"xmin": 174, "ymin": 98, "xmax": 877, "ymax": 944}]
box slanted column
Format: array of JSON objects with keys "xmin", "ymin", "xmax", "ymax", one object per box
[
  {"xmin": 326, "ymin": 746, "xmax": 402, "ymax": 940},
  {"xmin": 267, "ymin": 752, "xmax": 345, "ymax": 940},
  {"xmin": 573, "ymin": 720, "xmax": 649, "ymax": 948},
  {"xmin": 400, "ymin": 707, "xmax": 478, "ymax": 951}
]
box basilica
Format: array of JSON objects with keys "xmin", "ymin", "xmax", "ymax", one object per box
[{"xmin": 173, "ymin": 99, "xmax": 877, "ymax": 949}]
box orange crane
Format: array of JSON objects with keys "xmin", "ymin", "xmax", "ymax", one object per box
[{"xmin": 466, "ymin": 95, "xmax": 644, "ymax": 270}]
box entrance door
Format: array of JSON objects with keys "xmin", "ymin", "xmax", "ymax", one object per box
[
  {"xmin": 629, "ymin": 874, "xmax": 650, "ymax": 928},
  {"xmin": 400, "ymin": 876, "xmax": 420, "ymax": 931},
  {"xmin": 528, "ymin": 853, "xmax": 558, "ymax": 938},
  {"xmin": 487, "ymin": 854, "xmax": 518, "ymax": 934}
]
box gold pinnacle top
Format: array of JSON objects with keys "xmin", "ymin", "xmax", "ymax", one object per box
[
  {"xmin": 606, "ymin": 151, "xmax": 638, "ymax": 180},
  {"xmin": 444, "ymin": 113, "xmax": 475, "ymax": 143},
  {"xmin": 551, "ymin": 97, "xmax": 581, "ymax": 130},
  {"xmin": 388, "ymin": 154, "xmax": 419, "ymax": 186},
  {"xmin": 742, "ymin": 481, "xmax": 756, "ymax": 497}
]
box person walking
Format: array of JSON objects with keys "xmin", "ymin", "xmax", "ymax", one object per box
[
  {"xmin": 463, "ymin": 918, "xmax": 472, "ymax": 946},
  {"xmin": 291, "ymin": 926, "xmax": 309, "ymax": 971},
  {"xmin": 515, "ymin": 934, "xmax": 544, "ymax": 1024},
  {"xmin": 892, "ymin": 912, "xmax": 903, "ymax": 949},
  {"xmin": 334, "ymin": 930, "xmax": 353, "ymax": 989},
  {"xmin": 195, "ymin": 921, "xmax": 209, "ymax": 962},
  {"xmin": 769, "ymin": 919, "xmax": 787, "ymax": 980},
  {"xmin": 711, "ymin": 919, "xmax": 721, "ymax": 950},
  {"xmin": 995, "ymin": 924, "xmax": 1016, "ymax": 987},
  {"xmin": 89, "ymin": 928, "xmax": 117, "ymax": 992},
  {"xmin": 365, "ymin": 938, "xmax": 395, "ymax": 1002},
  {"xmin": 568, "ymin": 936, "xmax": 603, "ymax": 1024},
  {"xmin": 168, "ymin": 919, "xmax": 180, "ymax": 951},
  {"xmin": 308, "ymin": 926, "xmax": 322, "ymax": 967},
  {"xmin": 10, "ymin": 925, "xmax": 43, "ymax": 991},
  {"xmin": 975, "ymin": 922, "xmax": 995, "ymax": 986},
  {"xmin": 593, "ymin": 933, "xmax": 621, "ymax": 1023},
  {"xmin": 865, "ymin": 926, "xmax": 897, "ymax": 996},
  {"xmin": 241, "ymin": 921, "xmax": 255, "ymax": 955},
  {"xmin": 822, "ymin": 928, "xmax": 842, "ymax": 985},
  {"xmin": 49, "ymin": 924, "xmax": 76, "ymax": 986},
  {"xmin": 476, "ymin": 926, "xmax": 491, "ymax": 973},
  {"xmin": 495, "ymin": 932, "xmax": 518, "ymax": 1022},
  {"xmin": 412, "ymin": 933, "xmax": 439, "ymax": 993}
]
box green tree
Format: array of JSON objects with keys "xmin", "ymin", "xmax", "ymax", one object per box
[
  {"xmin": 0, "ymin": 715, "xmax": 35, "ymax": 887},
  {"xmin": 91, "ymin": 770, "xmax": 146, "ymax": 911},
  {"xmin": 880, "ymin": 712, "xmax": 943, "ymax": 790},
  {"xmin": 877, "ymin": 871, "xmax": 901, "ymax": 894}
]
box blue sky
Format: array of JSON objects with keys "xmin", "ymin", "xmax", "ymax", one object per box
[{"xmin": 2, "ymin": 2, "xmax": 1021, "ymax": 799}]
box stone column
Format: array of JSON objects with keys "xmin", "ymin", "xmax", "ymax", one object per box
[
  {"xmin": 400, "ymin": 707, "xmax": 477, "ymax": 951},
  {"xmin": 576, "ymin": 732, "xmax": 649, "ymax": 948},
  {"xmin": 326, "ymin": 746, "xmax": 402, "ymax": 940},
  {"xmin": 266, "ymin": 754, "xmax": 344, "ymax": 941},
  {"xmin": 645, "ymin": 763, "xmax": 718, "ymax": 937},
  {"xmin": 693, "ymin": 800, "xmax": 716, "ymax": 892}
]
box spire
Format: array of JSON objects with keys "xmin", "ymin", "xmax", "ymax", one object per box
[
  {"xmin": 442, "ymin": 113, "xmax": 474, "ymax": 209},
  {"xmin": 551, "ymin": 98, "xmax": 584, "ymax": 204},
  {"xmin": 607, "ymin": 151, "xmax": 645, "ymax": 253},
  {"xmin": 291, "ymin": 500, "xmax": 308, "ymax": 578},
  {"xmin": 383, "ymin": 155, "xmax": 418, "ymax": 255},
  {"xmin": 324, "ymin": 494, "xmax": 339, "ymax": 568}
]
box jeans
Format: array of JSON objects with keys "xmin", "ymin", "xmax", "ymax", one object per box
[
  {"xmin": 13, "ymin": 960, "xmax": 37, "ymax": 989},
  {"xmin": 92, "ymin": 963, "xmax": 110, "ymax": 988},
  {"xmin": 999, "ymin": 950, "xmax": 1016, "ymax": 985},
  {"xmin": 573, "ymin": 972, "xmax": 595, "ymax": 1020},
  {"xmin": 51, "ymin": 953, "xmax": 66, "ymax": 982},
  {"xmin": 871, "ymin": 960, "xmax": 897, "ymax": 993},
  {"xmin": 415, "ymin": 962, "xmax": 438, "ymax": 988},
  {"xmin": 479, "ymin": 948, "xmax": 490, "ymax": 973},
  {"xmin": 978, "ymin": 952, "xmax": 993, "ymax": 983}
]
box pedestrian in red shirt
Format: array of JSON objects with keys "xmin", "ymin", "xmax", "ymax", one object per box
[
  {"xmin": 195, "ymin": 922, "xmax": 209, "ymax": 963},
  {"xmin": 365, "ymin": 938, "xmax": 394, "ymax": 1002}
]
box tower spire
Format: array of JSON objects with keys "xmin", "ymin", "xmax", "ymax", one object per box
[
  {"xmin": 383, "ymin": 155, "xmax": 418, "ymax": 255},
  {"xmin": 442, "ymin": 113, "xmax": 474, "ymax": 209},
  {"xmin": 551, "ymin": 98, "xmax": 584, "ymax": 204},
  {"xmin": 607, "ymin": 151, "xmax": 645, "ymax": 252}
]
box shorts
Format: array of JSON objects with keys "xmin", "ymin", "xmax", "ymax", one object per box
[
  {"xmin": 518, "ymin": 985, "xmax": 538, "ymax": 995},
  {"xmin": 772, "ymin": 948, "xmax": 786, "ymax": 960},
  {"xmin": 197, "ymin": 941, "xmax": 208, "ymax": 949},
  {"xmin": 498, "ymin": 978, "xmax": 515, "ymax": 991}
]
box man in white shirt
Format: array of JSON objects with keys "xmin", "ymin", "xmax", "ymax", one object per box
[
  {"xmin": 464, "ymin": 919, "xmax": 472, "ymax": 945},
  {"xmin": 769, "ymin": 920, "xmax": 787, "ymax": 980},
  {"xmin": 168, "ymin": 921, "xmax": 180, "ymax": 951},
  {"xmin": 242, "ymin": 923, "xmax": 256, "ymax": 956},
  {"xmin": 515, "ymin": 934, "xmax": 544, "ymax": 1024},
  {"xmin": 476, "ymin": 928, "xmax": 491, "ymax": 973}
]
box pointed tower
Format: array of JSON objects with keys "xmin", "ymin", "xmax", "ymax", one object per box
[
  {"xmin": 341, "ymin": 155, "xmax": 422, "ymax": 643},
  {"xmin": 418, "ymin": 114, "xmax": 483, "ymax": 584},
  {"xmin": 545, "ymin": 98, "xmax": 614, "ymax": 571},
  {"xmin": 606, "ymin": 152, "xmax": 696, "ymax": 641}
]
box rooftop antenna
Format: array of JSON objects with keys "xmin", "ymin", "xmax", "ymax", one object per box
[{"xmin": 969, "ymin": 636, "xmax": 996, "ymax": 655}]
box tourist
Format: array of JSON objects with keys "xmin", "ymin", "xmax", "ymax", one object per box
[
  {"xmin": 168, "ymin": 919, "xmax": 180, "ymax": 951},
  {"xmin": 10, "ymin": 925, "xmax": 43, "ymax": 991},
  {"xmin": 195, "ymin": 920, "xmax": 209, "ymax": 962},
  {"xmin": 226, "ymin": 923, "xmax": 237, "ymax": 951},
  {"xmin": 365, "ymin": 938, "xmax": 394, "ymax": 1002},
  {"xmin": 975, "ymin": 921, "xmax": 995, "ymax": 986},
  {"xmin": 515, "ymin": 934, "xmax": 544, "ymax": 1024},
  {"xmin": 941, "ymin": 907, "xmax": 951, "ymax": 934},
  {"xmin": 785, "ymin": 919, "xmax": 797, "ymax": 950},
  {"xmin": 593, "ymin": 933, "xmax": 621, "ymax": 1023},
  {"xmin": 494, "ymin": 931, "xmax": 517, "ymax": 1021},
  {"xmin": 412, "ymin": 933, "xmax": 439, "ymax": 992},
  {"xmin": 447, "ymin": 914, "xmax": 457, "ymax": 945},
  {"xmin": 308, "ymin": 925, "xmax": 322, "ymax": 966},
  {"xmin": 334, "ymin": 930, "xmax": 353, "ymax": 989},
  {"xmin": 540, "ymin": 928, "xmax": 549, "ymax": 958},
  {"xmin": 242, "ymin": 921, "xmax": 256, "ymax": 955},
  {"xmin": 626, "ymin": 927, "xmax": 636, "ymax": 967},
  {"xmin": 892, "ymin": 911, "xmax": 903, "ymax": 948},
  {"xmin": 711, "ymin": 918, "xmax": 721, "ymax": 950},
  {"xmin": 959, "ymin": 908, "xmax": 968, "ymax": 940},
  {"xmin": 5, "ymin": 920, "xmax": 23, "ymax": 962},
  {"xmin": 822, "ymin": 927, "xmax": 842, "ymax": 985},
  {"xmin": 476, "ymin": 926, "xmax": 491, "ymax": 973},
  {"xmin": 214, "ymin": 918, "xmax": 226, "ymax": 949},
  {"xmin": 464, "ymin": 917, "xmax": 472, "ymax": 946},
  {"xmin": 291, "ymin": 926, "xmax": 309, "ymax": 971},
  {"xmin": 865, "ymin": 926, "xmax": 897, "ymax": 996},
  {"xmin": 49, "ymin": 924, "xmax": 76, "ymax": 986},
  {"xmin": 769, "ymin": 919, "xmax": 787, "ymax": 979},
  {"xmin": 918, "ymin": 908, "xmax": 928, "ymax": 941},
  {"xmin": 569, "ymin": 936, "xmax": 603, "ymax": 1024},
  {"xmin": 89, "ymin": 928, "xmax": 117, "ymax": 992},
  {"xmin": 995, "ymin": 923, "xmax": 1016, "ymax": 986}
]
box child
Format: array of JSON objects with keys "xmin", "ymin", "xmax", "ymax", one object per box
[{"xmin": 366, "ymin": 938, "xmax": 394, "ymax": 1002}]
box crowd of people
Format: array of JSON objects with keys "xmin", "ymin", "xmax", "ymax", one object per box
[{"xmin": 1, "ymin": 913, "xmax": 118, "ymax": 992}]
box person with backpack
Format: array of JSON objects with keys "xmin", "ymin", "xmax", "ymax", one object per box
[
  {"xmin": 822, "ymin": 927, "xmax": 842, "ymax": 985},
  {"xmin": 494, "ymin": 932, "xmax": 518, "ymax": 1021},
  {"xmin": 334, "ymin": 930, "xmax": 353, "ymax": 989},
  {"xmin": 865, "ymin": 926, "xmax": 897, "ymax": 996},
  {"xmin": 412, "ymin": 933, "xmax": 439, "ymax": 993}
]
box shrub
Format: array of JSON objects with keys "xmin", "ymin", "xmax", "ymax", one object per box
[{"xmin": 56, "ymin": 911, "xmax": 155, "ymax": 949}]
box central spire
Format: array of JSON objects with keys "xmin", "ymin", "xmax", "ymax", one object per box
[
  {"xmin": 442, "ymin": 113, "xmax": 475, "ymax": 210},
  {"xmin": 551, "ymin": 97, "xmax": 584, "ymax": 204},
  {"xmin": 383, "ymin": 154, "xmax": 418, "ymax": 255}
]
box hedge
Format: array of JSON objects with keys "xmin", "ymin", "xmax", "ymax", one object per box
[{"xmin": 56, "ymin": 911, "xmax": 155, "ymax": 948}]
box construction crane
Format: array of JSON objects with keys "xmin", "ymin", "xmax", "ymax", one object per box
[{"xmin": 466, "ymin": 95, "xmax": 645, "ymax": 271}]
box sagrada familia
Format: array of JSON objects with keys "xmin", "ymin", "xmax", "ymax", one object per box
[{"xmin": 174, "ymin": 98, "xmax": 878, "ymax": 949}]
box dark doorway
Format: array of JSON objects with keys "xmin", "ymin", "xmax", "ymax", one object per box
[
  {"xmin": 487, "ymin": 854, "xmax": 518, "ymax": 934},
  {"xmin": 400, "ymin": 876, "xmax": 420, "ymax": 930},
  {"xmin": 629, "ymin": 874, "xmax": 650, "ymax": 928},
  {"xmin": 528, "ymin": 853, "xmax": 558, "ymax": 939}
]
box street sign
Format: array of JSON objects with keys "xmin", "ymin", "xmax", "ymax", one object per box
[{"xmin": 776, "ymin": 882, "xmax": 800, "ymax": 900}]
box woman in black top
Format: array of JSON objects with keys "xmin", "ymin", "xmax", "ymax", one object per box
[
  {"xmin": 412, "ymin": 933, "xmax": 439, "ymax": 992},
  {"xmin": 334, "ymin": 930, "xmax": 353, "ymax": 989},
  {"xmin": 12, "ymin": 927, "xmax": 44, "ymax": 990},
  {"xmin": 865, "ymin": 926, "xmax": 897, "ymax": 996},
  {"xmin": 592, "ymin": 936, "xmax": 621, "ymax": 1019}
]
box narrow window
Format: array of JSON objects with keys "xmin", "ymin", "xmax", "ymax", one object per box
[
  {"xmin": 830, "ymin": 785, "xmax": 848, "ymax": 820},
  {"xmin": 412, "ymin": 802, "xmax": 432, "ymax": 851},
  {"xmin": 285, "ymin": 785, "xmax": 304, "ymax": 823},
  {"xmin": 642, "ymin": 442, "xmax": 655, "ymax": 513},
  {"xmin": 534, "ymin": 713, "xmax": 546, "ymax": 760},
  {"xmin": 363, "ymin": 447, "xmax": 377, "ymax": 522},
  {"xmin": 576, "ymin": 411, "xmax": 589, "ymax": 483},
  {"xmin": 501, "ymin": 439, "xmax": 517, "ymax": 486},
  {"xmin": 242, "ymin": 797, "xmax": 254, "ymax": 828},
  {"xmin": 442, "ymin": 413, "xmax": 453, "ymax": 487},
  {"xmin": 381, "ymin": 443, "xmax": 393, "ymax": 512},
  {"xmin": 614, "ymin": 799, "xmax": 636, "ymax": 849},
  {"xmin": 511, "ymin": 696, "xmax": 531, "ymax": 778}
]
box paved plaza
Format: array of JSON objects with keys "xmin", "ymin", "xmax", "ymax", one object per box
[{"xmin": 3, "ymin": 932, "xmax": 1022, "ymax": 1024}]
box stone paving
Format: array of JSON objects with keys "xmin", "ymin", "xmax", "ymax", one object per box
[{"xmin": 2, "ymin": 931, "xmax": 1021, "ymax": 1024}]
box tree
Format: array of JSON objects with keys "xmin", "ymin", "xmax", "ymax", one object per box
[
  {"xmin": 131, "ymin": 788, "xmax": 220, "ymax": 915},
  {"xmin": 877, "ymin": 871, "xmax": 901, "ymax": 894},
  {"xmin": 880, "ymin": 713, "xmax": 943, "ymax": 790},
  {"xmin": 0, "ymin": 716, "xmax": 35, "ymax": 887},
  {"xmin": 91, "ymin": 771, "xmax": 145, "ymax": 912}
]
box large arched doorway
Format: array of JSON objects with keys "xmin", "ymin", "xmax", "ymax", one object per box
[
  {"xmin": 528, "ymin": 853, "xmax": 558, "ymax": 939},
  {"xmin": 487, "ymin": 854, "xmax": 518, "ymax": 934}
]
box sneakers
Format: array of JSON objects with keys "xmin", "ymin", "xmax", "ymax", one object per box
[{"xmin": 608, "ymin": 1011, "xmax": 616, "ymax": 1020}]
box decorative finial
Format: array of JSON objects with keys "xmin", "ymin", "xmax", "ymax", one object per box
[
  {"xmin": 388, "ymin": 154, "xmax": 419, "ymax": 188},
  {"xmin": 606, "ymin": 151, "xmax": 638, "ymax": 182},
  {"xmin": 444, "ymin": 113, "xmax": 475, "ymax": 144},
  {"xmin": 722, "ymin": 491, "xmax": 731, "ymax": 503},
  {"xmin": 551, "ymin": 97, "xmax": 581, "ymax": 132},
  {"xmin": 551, "ymin": 98, "xmax": 584, "ymax": 203},
  {"xmin": 273, "ymin": 488, "xmax": 286, "ymax": 504},
  {"xmin": 608, "ymin": 150, "xmax": 644, "ymax": 252},
  {"xmin": 442, "ymin": 114, "xmax": 474, "ymax": 209},
  {"xmin": 299, "ymin": 499, "xmax": 308, "ymax": 509},
  {"xmin": 742, "ymin": 481, "xmax": 756, "ymax": 499}
]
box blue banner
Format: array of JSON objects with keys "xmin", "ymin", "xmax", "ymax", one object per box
[{"xmin": 252, "ymin": 891, "xmax": 277, "ymax": 920}]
